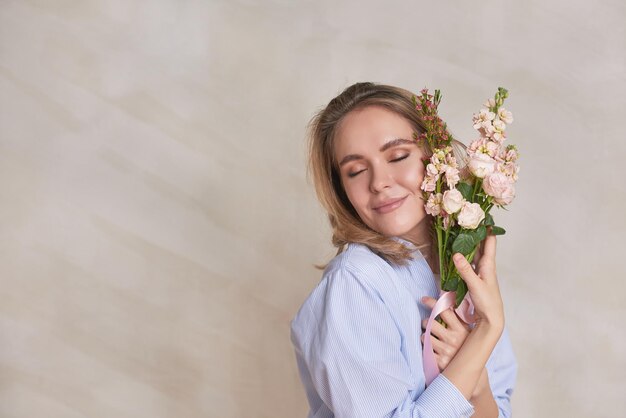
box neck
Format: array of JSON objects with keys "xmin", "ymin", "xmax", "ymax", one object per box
[{"xmin": 401, "ymin": 218, "xmax": 439, "ymax": 275}]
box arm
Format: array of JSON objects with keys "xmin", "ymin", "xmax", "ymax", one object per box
[
  {"xmin": 441, "ymin": 240, "xmax": 505, "ymax": 405},
  {"xmin": 421, "ymin": 236, "xmax": 514, "ymax": 417},
  {"xmin": 469, "ymin": 368, "xmax": 499, "ymax": 417},
  {"xmin": 483, "ymin": 327, "xmax": 518, "ymax": 417},
  {"xmin": 308, "ymin": 266, "xmax": 474, "ymax": 418},
  {"xmin": 467, "ymin": 326, "xmax": 517, "ymax": 418},
  {"xmin": 419, "ymin": 316, "xmax": 502, "ymax": 418}
]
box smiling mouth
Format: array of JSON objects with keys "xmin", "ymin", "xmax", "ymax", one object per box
[{"xmin": 373, "ymin": 196, "xmax": 408, "ymax": 214}]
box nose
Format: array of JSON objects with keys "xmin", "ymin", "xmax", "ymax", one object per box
[{"xmin": 369, "ymin": 164, "xmax": 393, "ymax": 193}]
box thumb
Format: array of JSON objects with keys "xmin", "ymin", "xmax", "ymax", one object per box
[{"xmin": 453, "ymin": 253, "xmax": 480, "ymax": 290}]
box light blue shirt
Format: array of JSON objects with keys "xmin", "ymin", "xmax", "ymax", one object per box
[{"xmin": 290, "ymin": 240, "xmax": 517, "ymax": 418}]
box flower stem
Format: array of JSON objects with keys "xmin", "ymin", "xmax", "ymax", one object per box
[
  {"xmin": 436, "ymin": 217, "xmax": 444, "ymax": 285},
  {"xmin": 472, "ymin": 178, "xmax": 482, "ymax": 201}
]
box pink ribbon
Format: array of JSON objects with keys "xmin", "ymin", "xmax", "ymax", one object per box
[{"xmin": 422, "ymin": 291, "xmax": 476, "ymax": 386}]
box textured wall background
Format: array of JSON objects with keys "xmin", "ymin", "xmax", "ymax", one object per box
[{"xmin": 1, "ymin": 0, "xmax": 624, "ymax": 417}]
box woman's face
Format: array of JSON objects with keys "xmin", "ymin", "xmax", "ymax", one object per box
[{"xmin": 334, "ymin": 105, "xmax": 428, "ymax": 242}]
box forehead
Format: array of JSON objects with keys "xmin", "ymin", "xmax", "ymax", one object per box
[{"xmin": 334, "ymin": 106, "xmax": 414, "ymax": 153}]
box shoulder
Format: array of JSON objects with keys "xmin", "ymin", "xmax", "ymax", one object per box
[
  {"xmin": 290, "ymin": 243, "xmax": 399, "ymax": 345},
  {"xmin": 326, "ymin": 242, "xmax": 396, "ymax": 278}
]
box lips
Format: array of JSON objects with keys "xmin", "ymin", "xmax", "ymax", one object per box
[{"xmin": 373, "ymin": 196, "xmax": 408, "ymax": 214}]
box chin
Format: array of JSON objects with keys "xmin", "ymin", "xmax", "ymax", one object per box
[{"xmin": 377, "ymin": 222, "xmax": 418, "ymax": 238}]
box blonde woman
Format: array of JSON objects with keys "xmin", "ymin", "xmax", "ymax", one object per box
[{"xmin": 290, "ymin": 82, "xmax": 517, "ymax": 417}]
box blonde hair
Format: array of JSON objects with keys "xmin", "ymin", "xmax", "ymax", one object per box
[{"xmin": 307, "ymin": 82, "xmax": 467, "ymax": 267}]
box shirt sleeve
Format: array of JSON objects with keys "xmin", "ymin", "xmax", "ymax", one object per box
[
  {"xmin": 486, "ymin": 326, "xmax": 518, "ymax": 418},
  {"xmin": 307, "ymin": 266, "xmax": 475, "ymax": 418}
]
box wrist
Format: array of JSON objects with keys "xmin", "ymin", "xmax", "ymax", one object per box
[
  {"xmin": 474, "ymin": 318, "xmax": 504, "ymax": 339},
  {"xmin": 471, "ymin": 368, "xmax": 490, "ymax": 399}
]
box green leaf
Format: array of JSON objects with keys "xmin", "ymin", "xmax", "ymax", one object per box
[
  {"xmin": 491, "ymin": 226, "xmax": 506, "ymax": 235},
  {"xmin": 471, "ymin": 225, "xmax": 487, "ymax": 242},
  {"xmin": 456, "ymin": 182, "xmax": 473, "ymax": 201},
  {"xmin": 484, "ymin": 213, "xmax": 495, "ymax": 226},
  {"xmin": 442, "ymin": 275, "xmax": 459, "ymax": 291},
  {"xmin": 455, "ymin": 281, "xmax": 468, "ymax": 306},
  {"xmin": 452, "ymin": 233, "xmax": 475, "ymax": 256}
]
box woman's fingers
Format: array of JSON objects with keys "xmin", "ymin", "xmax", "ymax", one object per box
[
  {"xmin": 439, "ymin": 308, "xmax": 467, "ymax": 332},
  {"xmin": 480, "ymin": 234, "xmax": 497, "ymax": 277},
  {"xmin": 453, "ymin": 234, "xmax": 504, "ymax": 330},
  {"xmin": 420, "ymin": 334, "xmax": 454, "ymax": 370},
  {"xmin": 421, "ymin": 296, "xmax": 464, "ymax": 331},
  {"xmin": 453, "ymin": 253, "xmax": 480, "ymax": 291},
  {"xmin": 421, "ymin": 294, "xmax": 473, "ymax": 330},
  {"xmin": 421, "ymin": 333, "xmax": 447, "ymax": 353},
  {"xmin": 422, "ymin": 317, "xmax": 446, "ymax": 337}
]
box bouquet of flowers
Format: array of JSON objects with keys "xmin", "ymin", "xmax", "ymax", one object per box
[{"xmin": 412, "ymin": 88, "xmax": 519, "ymax": 308}]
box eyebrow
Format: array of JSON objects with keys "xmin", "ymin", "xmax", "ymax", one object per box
[{"xmin": 338, "ymin": 138, "xmax": 415, "ymax": 167}]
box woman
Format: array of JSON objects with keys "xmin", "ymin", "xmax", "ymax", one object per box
[{"xmin": 290, "ymin": 82, "xmax": 517, "ymax": 417}]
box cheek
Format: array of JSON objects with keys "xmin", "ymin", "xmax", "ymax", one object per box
[
  {"xmin": 342, "ymin": 179, "xmax": 369, "ymax": 214},
  {"xmin": 402, "ymin": 164, "xmax": 425, "ymax": 190}
]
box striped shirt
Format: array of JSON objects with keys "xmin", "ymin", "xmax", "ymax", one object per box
[{"xmin": 290, "ymin": 240, "xmax": 517, "ymax": 417}]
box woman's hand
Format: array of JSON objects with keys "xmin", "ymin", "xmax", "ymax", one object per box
[
  {"xmin": 420, "ymin": 296, "xmax": 471, "ymax": 372},
  {"xmin": 454, "ymin": 233, "xmax": 504, "ymax": 332}
]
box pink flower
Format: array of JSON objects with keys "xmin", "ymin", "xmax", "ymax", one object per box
[
  {"xmin": 496, "ymin": 161, "xmax": 520, "ymax": 182},
  {"xmin": 443, "ymin": 215, "xmax": 455, "ymax": 230},
  {"xmin": 467, "ymin": 138, "xmax": 484, "ymax": 156},
  {"xmin": 425, "ymin": 193, "xmax": 443, "ymax": 216},
  {"xmin": 426, "ymin": 163, "xmax": 439, "ymax": 177},
  {"xmin": 491, "ymin": 119, "xmax": 507, "ymax": 143},
  {"xmin": 481, "ymin": 140, "xmax": 500, "ymax": 158},
  {"xmin": 482, "ymin": 172, "xmax": 516, "ymax": 205},
  {"xmin": 497, "ymin": 107, "xmax": 514, "ymax": 124},
  {"xmin": 478, "ymin": 121, "xmax": 496, "ymax": 139},
  {"xmin": 468, "ymin": 138, "xmax": 498, "ymax": 157},
  {"xmin": 442, "ymin": 189, "xmax": 464, "ymax": 214},
  {"xmin": 444, "ymin": 165, "xmax": 460, "ymax": 188},
  {"xmin": 504, "ymin": 147, "xmax": 519, "ymax": 162},
  {"xmin": 483, "ymin": 98, "xmax": 496, "ymax": 109},
  {"xmin": 430, "ymin": 153, "xmax": 441, "ymax": 166},
  {"xmin": 421, "ymin": 175, "xmax": 437, "ymax": 192},
  {"xmin": 473, "ymin": 109, "xmax": 496, "ymax": 130},
  {"xmin": 468, "ymin": 153, "xmax": 496, "ymax": 178},
  {"xmin": 430, "ymin": 148, "xmax": 449, "ymax": 166},
  {"xmin": 445, "ymin": 154, "xmax": 458, "ymax": 168},
  {"xmin": 457, "ymin": 202, "xmax": 485, "ymax": 229}
]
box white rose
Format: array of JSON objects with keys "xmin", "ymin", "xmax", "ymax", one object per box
[
  {"xmin": 457, "ymin": 202, "xmax": 485, "ymax": 229},
  {"xmin": 442, "ymin": 189, "xmax": 464, "ymax": 214},
  {"xmin": 468, "ymin": 153, "xmax": 496, "ymax": 178},
  {"xmin": 482, "ymin": 172, "xmax": 516, "ymax": 205}
]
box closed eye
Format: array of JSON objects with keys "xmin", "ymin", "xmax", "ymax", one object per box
[
  {"xmin": 347, "ymin": 169, "xmax": 366, "ymax": 178},
  {"xmin": 347, "ymin": 153, "xmax": 410, "ymax": 178},
  {"xmin": 390, "ymin": 153, "xmax": 410, "ymax": 162}
]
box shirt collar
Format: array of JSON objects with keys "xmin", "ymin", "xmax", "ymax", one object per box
[{"xmin": 390, "ymin": 236, "xmax": 426, "ymax": 259}]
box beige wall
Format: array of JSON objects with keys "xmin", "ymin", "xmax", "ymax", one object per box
[{"xmin": 1, "ymin": 1, "xmax": 624, "ymax": 417}]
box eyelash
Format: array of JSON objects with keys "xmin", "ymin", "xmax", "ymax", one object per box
[{"xmin": 347, "ymin": 153, "xmax": 410, "ymax": 178}]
